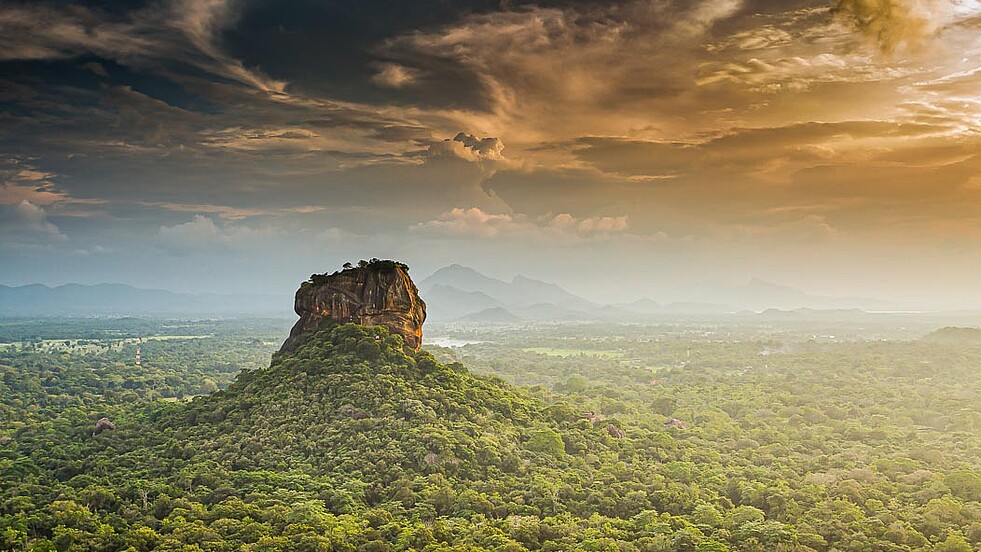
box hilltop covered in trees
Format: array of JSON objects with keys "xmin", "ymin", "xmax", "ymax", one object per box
[
  {"xmin": 922, "ymin": 326, "xmax": 981, "ymax": 344},
  {"xmin": 307, "ymin": 259, "xmax": 410, "ymax": 286}
]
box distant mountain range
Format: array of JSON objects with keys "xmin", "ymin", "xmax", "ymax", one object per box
[
  {"xmin": 707, "ymin": 278, "xmax": 897, "ymax": 311},
  {"xmin": 422, "ymin": 285, "xmax": 504, "ymax": 320},
  {"xmin": 0, "ymin": 283, "xmax": 291, "ymax": 317},
  {"xmin": 461, "ymin": 307, "xmax": 523, "ymax": 323},
  {"xmin": 418, "ymin": 265, "xmax": 596, "ymax": 321},
  {"xmin": 418, "ymin": 264, "xmax": 902, "ymax": 322},
  {"xmin": 1, "ymin": 266, "xmax": 900, "ymax": 320}
]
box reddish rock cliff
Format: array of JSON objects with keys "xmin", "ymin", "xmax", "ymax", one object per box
[{"xmin": 280, "ymin": 260, "xmax": 427, "ymax": 353}]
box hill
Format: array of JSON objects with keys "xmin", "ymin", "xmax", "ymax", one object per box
[
  {"xmin": 460, "ymin": 306, "xmax": 522, "ymax": 323},
  {"xmin": 423, "ymin": 284, "xmax": 504, "ymax": 320},
  {"xmin": 420, "ymin": 265, "xmax": 513, "ymax": 299},
  {"xmin": 419, "ymin": 265, "xmax": 595, "ymax": 320},
  {"xmin": 4, "ymin": 322, "xmax": 662, "ymax": 550},
  {"xmin": 923, "ymin": 326, "xmax": 981, "ymax": 344},
  {"xmin": 181, "ymin": 324, "xmax": 544, "ymax": 475}
]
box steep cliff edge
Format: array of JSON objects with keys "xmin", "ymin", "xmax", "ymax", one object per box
[{"xmin": 280, "ymin": 260, "xmax": 426, "ymax": 353}]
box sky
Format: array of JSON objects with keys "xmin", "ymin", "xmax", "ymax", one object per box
[{"xmin": 1, "ymin": 0, "xmax": 980, "ymax": 307}]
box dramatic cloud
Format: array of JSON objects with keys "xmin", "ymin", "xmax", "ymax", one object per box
[
  {"xmin": 1, "ymin": 160, "xmax": 106, "ymax": 217},
  {"xmin": 412, "ymin": 207, "xmax": 631, "ymax": 241},
  {"xmin": 452, "ymin": 133, "xmax": 505, "ymax": 159},
  {"xmin": 371, "ymin": 63, "xmax": 421, "ymax": 88},
  {"xmin": 1, "ymin": 179, "xmax": 69, "ymax": 207},
  {"xmin": 573, "ymin": 121, "xmax": 949, "ymax": 179},
  {"xmin": 157, "ymin": 215, "xmax": 277, "ymax": 253},
  {"xmin": 0, "ymin": 201, "xmax": 68, "ymax": 250},
  {"xmin": 380, "ymin": 0, "xmax": 748, "ymax": 142},
  {"xmin": 0, "ymin": 4, "xmax": 147, "ymax": 62},
  {"xmin": 833, "ymin": 0, "xmax": 938, "ymax": 51},
  {"xmin": 413, "ymin": 207, "xmax": 518, "ymax": 238},
  {"xmin": 428, "ymin": 133, "xmax": 506, "ymax": 161},
  {"xmin": 0, "ymin": 0, "xmax": 286, "ymax": 93},
  {"xmin": 2, "ymin": 0, "xmax": 981, "ymax": 304}
]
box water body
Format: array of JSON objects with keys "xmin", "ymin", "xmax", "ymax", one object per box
[{"xmin": 426, "ymin": 337, "xmax": 485, "ymax": 348}]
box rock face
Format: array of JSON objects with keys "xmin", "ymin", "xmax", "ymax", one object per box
[
  {"xmin": 280, "ymin": 260, "xmax": 427, "ymax": 353},
  {"xmin": 606, "ymin": 423, "xmax": 625, "ymax": 439},
  {"xmin": 93, "ymin": 417, "xmax": 115, "ymax": 435},
  {"xmin": 664, "ymin": 418, "xmax": 689, "ymax": 430}
]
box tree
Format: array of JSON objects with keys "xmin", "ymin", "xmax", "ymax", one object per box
[
  {"xmin": 525, "ymin": 428, "xmax": 566, "ymax": 457},
  {"xmin": 934, "ymin": 532, "xmax": 972, "ymax": 552}
]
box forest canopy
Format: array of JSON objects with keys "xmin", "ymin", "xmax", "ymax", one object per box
[{"xmin": 0, "ymin": 318, "xmax": 978, "ymax": 551}]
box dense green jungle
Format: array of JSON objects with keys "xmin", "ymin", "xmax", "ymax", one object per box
[{"xmin": 0, "ymin": 317, "xmax": 978, "ymax": 551}]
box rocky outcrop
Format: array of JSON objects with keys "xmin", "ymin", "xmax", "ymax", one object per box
[
  {"xmin": 606, "ymin": 423, "xmax": 625, "ymax": 439},
  {"xmin": 280, "ymin": 260, "xmax": 427, "ymax": 353},
  {"xmin": 664, "ymin": 418, "xmax": 689, "ymax": 430},
  {"xmin": 93, "ymin": 417, "xmax": 115, "ymax": 435}
]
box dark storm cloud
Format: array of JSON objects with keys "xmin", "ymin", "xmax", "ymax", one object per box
[
  {"xmin": 0, "ymin": 0, "xmax": 459, "ymax": 161},
  {"xmin": 221, "ymin": 0, "xmax": 628, "ymax": 109},
  {"xmin": 0, "ymin": 0, "xmax": 810, "ymax": 175},
  {"xmin": 0, "ymin": 0, "xmax": 531, "ymax": 240}
]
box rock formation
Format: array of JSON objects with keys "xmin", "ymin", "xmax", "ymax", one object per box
[
  {"xmin": 664, "ymin": 418, "xmax": 689, "ymax": 430},
  {"xmin": 93, "ymin": 417, "xmax": 115, "ymax": 435},
  {"xmin": 280, "ymin": 260, "xmax": 427, "ymax": 353},
  {"xmin": 606, "ymin": 423, "xmax": 625, "ymax": 439}
]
